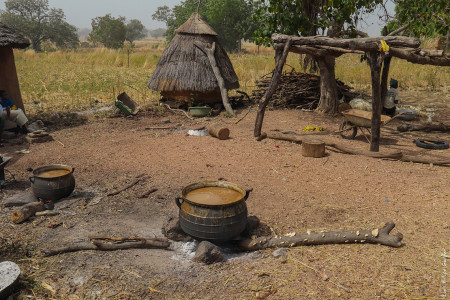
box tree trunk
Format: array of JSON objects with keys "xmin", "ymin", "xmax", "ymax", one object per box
[
  {"xmin": 301, "ymin": 139, "xmax": 325, "ymax": 158},
  {"xmin": 315, "ymin": 56, "xmax": 338, "ymax": 114}
]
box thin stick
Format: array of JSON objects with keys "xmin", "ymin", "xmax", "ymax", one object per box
[
  {"xmin": 164, "ymin": 104, "xmax": 194, "ymax": 120},
  {"xmin": 139, "ymin": 188, "xmax": 158, "ymax": 198},
  {"xmin": 107, "ymin": 175, "xmax": 148, "ymax": 196}
]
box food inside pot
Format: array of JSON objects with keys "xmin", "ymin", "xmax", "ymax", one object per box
[
  {"xmin": 185, "ymin": 186, "xmax": 243, "ymax": 205},
  {"xmin": 36, "ymin": 169, "xmax": 70, "ymax": 178}
]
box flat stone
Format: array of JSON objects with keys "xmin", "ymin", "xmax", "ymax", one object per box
[
  {"xmin": 193, "ymin": 241, "xmax": 224, "ymax": 264},
  {"xmin": 3, "ymin": 191, "xmax": 38, "ymax": 207},
  {"xmin": 26, "ymin": 134, "xmax": 53, "ymax": 144},
  {"xmin": 0, "ymin": 261, "xmax": 21, "ymax": 299},
  {"xmin": 273, "ymin": 248, "xmax": 287, "ymax": 258}
]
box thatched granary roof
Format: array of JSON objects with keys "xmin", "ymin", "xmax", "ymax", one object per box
[
  {"xmin": 0, "ymin": 22, "xmax": 30, "ymax": 49},
  {"xmin": 175, "ymin": 12, "xmax": 217, "ymax": 36},
  {"xmin": 148, "ymin": 13, "xmax": 239, "ymax": 98}
]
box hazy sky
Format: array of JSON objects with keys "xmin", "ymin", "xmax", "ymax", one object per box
[{"xmin": 0, "ymin": 0, "xmax": 394, "ymax": 35}]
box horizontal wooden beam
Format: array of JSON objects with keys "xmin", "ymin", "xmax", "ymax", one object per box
[
  {"xmin": 272, "ymin": 34, "xmax": 421, "ymax": 51},
  {"xmin": 274, "ymin": 44, "xmax": 364, "ymax": 56},
  {"xmin": 389, "ymin": 48, "xmax": 450, "ymax": 66},
  {"xmin": 274, "ymin": 43, "xmax": 450, "ymax": 66}
]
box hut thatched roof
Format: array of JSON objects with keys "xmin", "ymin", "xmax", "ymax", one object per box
[
  {"xmin": 148, "ymin": 13, "xmax": 239, "ymax": 95},
  {"xmin": 175, "ymin": 12, "xmax": 217, "ymax": 36},
  {"xmin": 0, "ymin": 22, "xmax": 30, "ymax": 49}
]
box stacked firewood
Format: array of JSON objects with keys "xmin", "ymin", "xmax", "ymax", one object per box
[{"xmin": 251, "ymin": 71, "xmax": 358, "ymax": 109}]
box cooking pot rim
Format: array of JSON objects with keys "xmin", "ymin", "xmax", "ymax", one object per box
[
  {"xmin": 32, "ymin": 164, "xmax": 74, "ymax": 177},
  {"xmin": 180, "ymin": 180, "xmax": 247, "ymax": 207}
]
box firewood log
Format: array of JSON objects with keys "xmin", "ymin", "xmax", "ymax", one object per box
[
  {"xmin": 11, "ymin": 202, "xmax": 45, "ymax": 224},
  {"xmin": 239, "ymin": 222, "xmax": 403, "ymax": 251}
]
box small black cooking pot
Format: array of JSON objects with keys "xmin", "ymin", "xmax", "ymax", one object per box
[{"xmin": 30, "ymin": 164, "xmax": 75, "ymax": 201}]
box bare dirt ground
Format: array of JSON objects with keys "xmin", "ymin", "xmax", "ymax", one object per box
[{"xmin": 0, "ymin": 89, "xmax": 449, "ymax": 299}]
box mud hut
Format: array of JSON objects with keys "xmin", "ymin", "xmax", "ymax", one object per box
[
  {"xmin": 147, "ymin": 13, "xmax": 239, "ymax": 104},
  {"xmin": 0, "ymin": 22, "xmax": 30, "ymax": 112}
]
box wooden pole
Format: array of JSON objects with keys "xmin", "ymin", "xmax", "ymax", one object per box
[
  {"xmin": 367, "ymin": 52, "xmax": 384, "ymax": 152},
  {"xmin": 194, "ymin": 41, "xmax": 235, "ymax": 117},
  {"xmin": 380, "ymin": 57, "xmax": 392, "ymax": 102},
  {"xmin": 254, "ymin": 38, "xmax": 293, "ymax": 138}
]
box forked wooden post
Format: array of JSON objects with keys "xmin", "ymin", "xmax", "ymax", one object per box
[
  {"xmin": 367, "ymin": 52, "xmax": 384, "ymax": 152},
  {"xmin": 194, "ymin": 41, "xmax": 235, "ymax": 117},
  {"xmin": 254, "ymin": 37, "xmax": 293, "ymax": 138}
]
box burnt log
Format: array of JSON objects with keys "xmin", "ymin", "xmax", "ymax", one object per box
[{"xmin": 239, "ymin": 222, "xmax": 403, "ymax": 251}]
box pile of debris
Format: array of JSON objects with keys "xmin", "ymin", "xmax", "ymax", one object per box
[{"xmin": 251, "ymin": 71, "xmax": 359, "ymax": 109}]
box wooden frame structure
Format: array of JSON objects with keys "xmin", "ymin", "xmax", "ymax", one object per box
[{"xmin": 254, "ymin": 34, "xmax": 450, "ymax": 152}]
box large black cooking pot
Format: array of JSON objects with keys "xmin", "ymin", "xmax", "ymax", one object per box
[
  {"xmin": 30, "ymin": 164, "xmax": 75, "ymax": 201},
  {"xmin": 176, "ymin": 181, "xmax": 251, "ymax": 243}
]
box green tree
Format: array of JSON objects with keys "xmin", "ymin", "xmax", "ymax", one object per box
[
  {"xmin": 89, "ymin": 14, "xmax": 126, "ymax": 49},
  {"xmin": 153, "ymin": 0, "xmax": 258, "ymax": 52},
  {"xmin": 251, "ymin": 0, "xmax": 383, "ymax": 114},
  {"xmin": 152, "ymin": 5, "xmax": 173, "ymax": 23},
  {"xmin": 389, "ymin": 0, "xmax": 449, "ymax": 39},
  {"xmin": 125, "ymin": 19, "xmax": 146, "ymax": 43},
  {"xmin": 252, "ymin": 0, "xmax": 383, "ymax": 45},
  {"xmin": 0, "ymin": 0, "xmax": 79, "ymax": 51}
]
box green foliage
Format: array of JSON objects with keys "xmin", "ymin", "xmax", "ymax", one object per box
[
  {"xmin": 89, "ymin": 14, "xmax": 127, "ymax": 49},
  {"xmin": 152, "ymin": 5, "xmax": 173, "ymax": 23},
  {"xmin": 0, "ymin": 0, "xmax": 79, "ymax": 51},
  {"xmin": 154, "ymin": 0, "xmax": 258, "ymax": 52},
  {"xmin": 125, "ymin": 19, "xmax": 146, "ymax": 43},
  {"xmin": 392, "ymin": 0, "xmax": 449, "ymax": 38},
  {"xmin": 251, "ymin": 0, "xmax": 383, "ymax": 46}
]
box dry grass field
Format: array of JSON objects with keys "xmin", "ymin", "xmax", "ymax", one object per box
[{"xmin": 14, "ymin": 38, "xmax": 449, "ymax": 114}]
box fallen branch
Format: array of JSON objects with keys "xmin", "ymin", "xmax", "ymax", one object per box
[
  {"xmin": 261, "ymin": 133, "xmax": 402, "ymax": 159},
  {"xmin": 397, "ymin": 123, "xmax": 450, "ymax": 132},
  {"xmin": 239, "ymin": 222, "xmax": 403, "ymax": 251},
  {"xmin": 41, "ymin": 237, "xmax": 171, "ymax": 257},
  {"xmin": 261, "ymin": 133, "xmax": 450, "ymax": 165},
  {"xmin": 326, "ymin": 143, "xmax": 403, "ymax": 159},
  {"xmin": 400, "ymin": 155, "xmax": 450, "ymax": 165}
]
